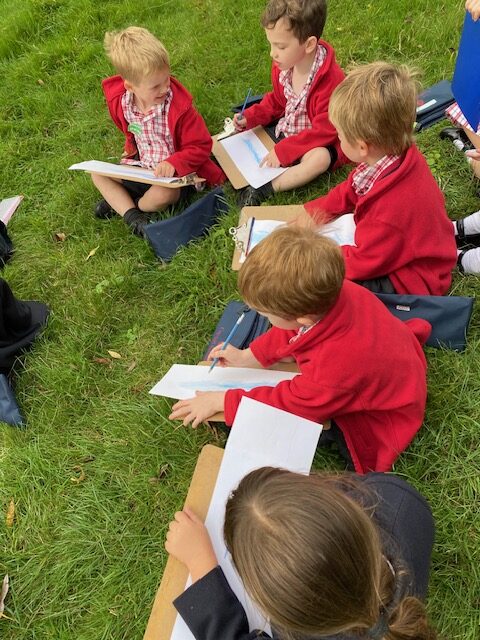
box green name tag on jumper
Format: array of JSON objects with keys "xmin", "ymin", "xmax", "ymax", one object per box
[{"xmin": 128, "ymin": 122, "xmax": 142, "ymax": 136}]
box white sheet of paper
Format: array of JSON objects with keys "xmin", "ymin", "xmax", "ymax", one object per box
[
  {"xmin": 69, "ymin": 160, "xmax": 177, "ymax": 184},
  {"xmin": 170, "ymin": 397, "xmax": 322, "ymax": 639},
  {"xmin": 239, "ymin": 212, "xmax": 356, "ymax": 263},
  {"xmin": 239, "ymin": 218, "xmax": 285, "ymax": 263},
  {"xmin": 0, "ymin": 196, "xmax": 23, "ymax": 225},
  {"xmin": 319, "ymin": 213, "xmax": 356, "ymax": 246},
  {"xmin": 220, "ymin": 130, "xmax": 287, "ymax": 188},
  {"xmin": 149, "ymin": 364, "xmax": 297, "ymax": 400}
]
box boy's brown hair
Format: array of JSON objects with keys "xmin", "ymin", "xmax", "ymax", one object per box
[
  {"xmin": 329, "ymin": 62, "xmax": 419, "ymax": 156},
  {"xmin": 104, "ymin": 26, "xmax": 170, "ymax": 85},
  {"xmin": 261, "ymin": 0, "xmax": 327, "ymax": 42},
  {"xmin": 238, "ymin": 226, "xmax": 344, "ymax": 319},
  {"xmin": 224, "ymin": 467, "xmax": 438, "ymax": 640}
]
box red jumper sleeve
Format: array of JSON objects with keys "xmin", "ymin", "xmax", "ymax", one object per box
[
  {"xmin": 304, "ymin": 177, "xmax": 358, "ymax": 223},
  {"xmin": 166, "ymin": 106, "xmax": 213, "ymax": 176}
]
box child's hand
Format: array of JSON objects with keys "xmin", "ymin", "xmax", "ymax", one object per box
[
  {"xmin": 466, "ymin": 149, "xmax": 480, "ymax": 161},
  {"xmin": 233, "ymin": 113, "xmax": 247, "ymax": 131},
  {"xmin": 165, "ymin": 507, "xmax": 218, "ymax": 582},
  {"xmin": 260, "ymin": 148, "xmax": 281, "ymax": 168},
  {"xmin": 466, "ymin": 0, "xmax": 480, "ymax": 20},
  {"xmin": 154, "ymin": 160, "xmax": 175, "ymax": 177},
  {"xmin": 208, "ymin": 345, "xmax": 259, "ymax": 368},
  {"xmin": 169, "ymin": 391, "xmax": 225, "ymax": 427}
]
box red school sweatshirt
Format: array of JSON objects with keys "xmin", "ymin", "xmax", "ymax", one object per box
[
  {"xmin": 304, "ymin": 144, "xmax": 457, "ymax": 295},
  {"xmin": 102, "ymin": 75, "xmax": 225, "ymax": 185},
  {"xmin": 242, "ymin": 40, "xmax": 348, "ymax": 168},
  {"xmin": 224, "ymin": 281, "xmax": 430, "ymax": 474}
]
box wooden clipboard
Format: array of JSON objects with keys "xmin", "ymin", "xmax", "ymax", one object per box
[
  {"xmin": 195, "ymin": 360, "xmax": 300, "ymax": 422},
  {"xmin": 231, "ymin": 204, "xmax": 310, "ymax": 270},
  {"xmin": 143, "ymin": 444, "xmax": 224, "ymax": 640},
  {"xmin": 73, "ymin": 163, "xmax": 204, "ymax": 189},
  {"xmin": 212, "ymin": 126, "xmax": 275, "ymax": 189}
]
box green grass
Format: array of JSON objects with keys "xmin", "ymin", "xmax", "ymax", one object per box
[{"xmin": 0, "ymin": 0, "xmax": 479, "ymax": 638}]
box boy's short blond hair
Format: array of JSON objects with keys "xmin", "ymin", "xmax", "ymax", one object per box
[
  {"xmin": 104, "ymin": 27, "xmax": 169, "ymax": 85},
  {"xmin": 329, "ymin": 62, "xmax": 419, "ymax": 156},
  {"xmin": 238, "ymin": 226, "xmax": 345, "ymax": 319},
  {"xmin": 261, "ymin": 0, "xmax": 327, "ymax": 42}
]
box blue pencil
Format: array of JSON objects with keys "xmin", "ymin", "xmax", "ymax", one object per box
[
  {"xmin": 239, "ymin": 88, "xmax": 253, "ymax": 120},
  {"xmin": 209, "ymin": 312, "xmax": 246, "ymax": 373}
]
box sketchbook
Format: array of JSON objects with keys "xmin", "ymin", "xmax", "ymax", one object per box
[
  {"xmin": 0, "ymin": 196, "xmax": 23, "ymax": 225},
  {"xmin": 69, "ymin": 160, "xmax": 198, "ymax": 188},
  {"xmin": 168, "ymin": 397, "xmax": 322, "ymax": 640},
  {"xmin": 212, "ymin": 126, "xmax": 287, "ymax": 189},
  {"xmin": 149, "ymin": 363, "xmax": 297, "ymax": 400}
]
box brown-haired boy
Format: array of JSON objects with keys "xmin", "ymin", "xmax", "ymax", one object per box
[
  {"xmin": 170, "ymin": 226, "xmax": 431, "ymax": 474},
  {"xmin": 234, "ymin": 0, "xmax": 348, "ymax": 206},
  {"xmin": 92, "ymin": 27, "xmax": 224, "ymax": 236},
  {"xmin": 303, "ymin": 62, "xmax": 457, "ymax": 294}
]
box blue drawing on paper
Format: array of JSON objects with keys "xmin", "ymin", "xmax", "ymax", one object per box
[
  {"xmin": 180, "ymin": 380, "xmax": 277, "ymax": 393},
  {"xmin": 242, "ymin": 138, "xmax": 262, "ymax": 164}
]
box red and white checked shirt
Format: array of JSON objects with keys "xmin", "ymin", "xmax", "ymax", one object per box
[
  {"xmin": 352, "ymin": 154, "xmax": 400, "ymax": 196},
  {"xmin": 120, "ymin": 90, "xmax": 175, "ymax": 169},
  {"xmin": 445, "ymin": 101, "xmax": 480, "ymax": 134},
  {"xmin": 275, "ymin": 44, "xmax": 327, "ymax": 139}
]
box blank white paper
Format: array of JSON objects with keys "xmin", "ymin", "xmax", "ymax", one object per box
[
  {"xmin": 170, "ymin": 397, "xmax": 322, "ymax": 639},
  {"xmin": 69, "ymin": 160, "xmax": 177, "ymax": 184}
]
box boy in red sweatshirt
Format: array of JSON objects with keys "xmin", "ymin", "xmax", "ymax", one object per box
[
  {"xmin": 303, "ymin": 62, "xmax": 457, "ymax": 295},
  {"xmin": 92, "ymin": 27, "xmax": 224, "ymax": 237},
  {"xmin": 234, "ymin": 0, "xmax": 347, "ymax": 207},
  {"xmin": 170, "ymin": 227, "xmax": 431, "ymax": 474}
]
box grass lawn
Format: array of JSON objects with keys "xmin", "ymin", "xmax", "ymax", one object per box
[{"xmin": 0, "ymin": 0, "xmax": 479, "ymax": 638}]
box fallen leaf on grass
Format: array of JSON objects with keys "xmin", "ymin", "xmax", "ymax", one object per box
[
  {"xmin": 53, "ymin": 232, "xmax": 67, "ymax": 242},
  {"xmin": 107, "ymin": 350, "xmax": 122, "ymax": 360},
  {"xmin": 127, "ymin": 361, "xmax": 137, "ymax": 372},
  {"xmin": 148, "ymin": 463, "xmax": 170, "ymax": 484},
  {"xmin": 70, "ymin": 466, "xmax": 86, "ymax": 484},
  {"xmin": 0, "ymin": 575, "xmax": 8, "ymax": 614},
  {"xmin": 85, "ymin": 246, "xmax": 99, "ymax": 261},
  {"xmin": 5, "ymin": 500, "xmax": 14, "ymax": 527},
  {"xmin": 80, "ymin": 455, "xmax": 96, "ymax": 464},
  {"xmin": 93, "ymin": 357, "xmax": 111, "ymax": 365},
  {"xmin": 37, "ymin": 78, "xmax": 45, "ymax": 85}
]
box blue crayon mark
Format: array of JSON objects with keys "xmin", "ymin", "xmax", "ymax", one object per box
[
  {"xmin": 180, "ymin": 380, "xmax": 277, "ymax": 392},
  {"xmin": 242, "ymin": 138, "xmax": 262, "ymax": 164}
]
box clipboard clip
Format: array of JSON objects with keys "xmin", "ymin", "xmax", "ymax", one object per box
[
  {"xmin": 229, "ymin": 218, "xmax": 254, "ymax": 254},
  {"xmin": 217, "ymin": 117, "xmax": 237, "ymax": 141},
  {"xmin": 171, "ymin": 172, "xmax": 206, "ymax": 186}
]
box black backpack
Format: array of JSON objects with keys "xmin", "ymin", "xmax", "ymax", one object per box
[{"xmin": 0, "ymin": 221, "xmax": 13, "ymax": 268}]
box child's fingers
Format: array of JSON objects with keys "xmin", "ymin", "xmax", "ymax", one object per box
[{"xmin": 184, "ymin": 506, "xmax": 201, "ymax": 522}]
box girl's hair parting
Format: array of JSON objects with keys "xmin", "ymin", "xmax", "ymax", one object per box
[{"xmin": 224, "ymin": 467, "xmax": 438, "ymax": 640}]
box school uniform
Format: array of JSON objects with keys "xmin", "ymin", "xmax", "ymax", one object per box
[
  {"xmin": 241, "ymin": 41, "xmax": 348, "ymax": 169},
  {"xmin": 102, "ymin": 75, "xmax": 225, "ymax": 185},
  {"xmin": 223, "ymin": 281, "xmax": 430, "ymax": 474},
  {"xmin": 174, "ymin": 473, "xmax": 435, "ymax": 640},
  {"xmin": 304, "ymin": 144, "xmax": 458, "ymax": 295}
]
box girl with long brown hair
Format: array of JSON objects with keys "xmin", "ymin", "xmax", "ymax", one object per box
[{"xmin": 166, "ymin": 467, "xmax": 436, "ymax": 640}]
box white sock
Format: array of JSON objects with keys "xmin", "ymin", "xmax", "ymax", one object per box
[
  {"xmin": 462, "ymin": 209, "xmax": 480, "ymax": 235},
  {"xmin": 452, "ymin": 220, "xmax": 458, "ymax": 235},
  {"xmin": 459, "ymin": 247, "xmax": 480, "ymax": 274}
]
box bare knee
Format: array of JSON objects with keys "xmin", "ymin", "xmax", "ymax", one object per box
[
  {"xmin": 301, "ymin": 147, "xmax": 331, "ymax": 171},
  {"xmin": 139, "ymin": 186, "xmax": 180, "ymax": 211}
]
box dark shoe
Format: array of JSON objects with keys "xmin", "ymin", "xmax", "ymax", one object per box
[
  {"xmin": 123, "ymin": 208, "xmax": 150, "ymax": 237},
  {"xmin": 94, "ymin": 199, "xmax": 116, "ymax": 219},
  {"xmin": 457, "ymin": 249, "xmax": 467, "ymax": 273},
  {"xmin": 237, "ymin": 181, "xmax": 274, "ymax": 207},
  {"xmin": 439, "ymin": 127, "xmax": 474, "ymax": 151},
  {"xmin": 455, "ymin": 218, "xmax": 480, "ymax": 247}
]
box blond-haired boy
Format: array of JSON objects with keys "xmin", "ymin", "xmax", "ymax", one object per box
[
  {"xmin": 303, "ymin": 62, "xmax": 457, "ymax": 294},
  {"xmin": 92, "ymin": 27, "xmax": 224, "ymax": 236},
  {"xmin": 234, "ymin": 0, "xmax": 348, "ymax": 206},
  {"xmin": 170, "ymin": 226, "xmax": 431, "ymax": 474}
]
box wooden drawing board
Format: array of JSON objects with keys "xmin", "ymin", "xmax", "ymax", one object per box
[
  {"xmin": 212, "ymin": 126, "xmax": 275, "ymax": 189},
  {"xmin": 143, "ymin": 444, "xmax": 224, "ymax": 640},
  {"xmin": 196, "ymin": 360, "xmax": 300, "ymax": 422},
  {"xmin": 231, "ymin": 204, "xmax": 309, "ymax": 270}
]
